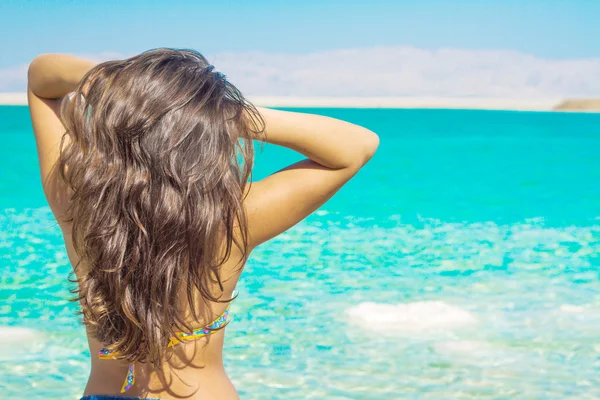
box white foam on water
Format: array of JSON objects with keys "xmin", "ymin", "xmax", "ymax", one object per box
[
  {"xmin": 0, "ymin": 327, "xmax": 45, "ymax": 360},
  {"xmin": 0, "ymin": 327, "xmax": 41, "ymax": 344},
  {"xmin": 558, "ymin": 304, "xmax": 600, "ymax": 320},
  {"xmin": 559, "ymin": 304, "xmax": 587, "ymax": 313},
  {"xmin": 432, "ymin": 340, "xmax": 492, "ymax": 356},
  {"xmin": 345, "ymin": 301, "xmax": 477, "ymax": 333},
  {"xmin": 432, "ymin": 340, "xmax": 519, "ymax": 366}
]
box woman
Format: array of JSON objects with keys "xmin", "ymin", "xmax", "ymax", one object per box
[{"xmin": 27, "ymin": 48, "xmax": 379, "ymax": 400}]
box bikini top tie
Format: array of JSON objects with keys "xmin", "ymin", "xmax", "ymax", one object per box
[{"xmin": 98, "ymin": 295, "xmax": 234, "ymax": 393}]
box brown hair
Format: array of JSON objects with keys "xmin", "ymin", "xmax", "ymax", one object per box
[{"xmin": 56, "ymin": 48, "xmax": 264, "ymax": 368}]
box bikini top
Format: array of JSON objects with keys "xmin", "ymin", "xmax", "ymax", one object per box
[{"xmin": 98, "ymin": 294, "xmax": 235, "ymax": 393}]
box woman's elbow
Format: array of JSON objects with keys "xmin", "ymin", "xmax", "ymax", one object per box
[
  {"xmin": 357, "ymin": 129, "xmax": 380, "ymax": 166},
  {"xmin": 27, "ymin": 54, "xmax": 69, "ymax": 98},
  {"xmin": 27, "ymin": 54, "xmax": 50, "ymax": 95},
  {"xmin": 346, "ymin": 129, "xmax": 380, "ymax": 171},
  {"xmin": 364, "ymin": 130, "xmax": 380, "ymax": 159}
]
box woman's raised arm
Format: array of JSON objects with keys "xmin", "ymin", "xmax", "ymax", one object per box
[
  {"xmin": 27, "ymin": 54, "xmax": 97, "ymax": 220},
  {"xmin": 244, "ymin": 107, "xmax": 379, "ymax": 249},
  {"xmin": 28, "ymin": 53, "xmax": 98, "ymax": 99}
]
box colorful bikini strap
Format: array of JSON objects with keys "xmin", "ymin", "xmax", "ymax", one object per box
[
  {"xmin": 98, "ymin": 293, "xmax": 235, "ymax": 393},
  {"xmin": 122, "ymin": 363, "xmax": 135, "ymax": 392}
]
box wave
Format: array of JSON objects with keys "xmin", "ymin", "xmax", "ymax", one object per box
[{"xmin": 345, "ymin": 301, "xmax": 476, "ymax": 332}]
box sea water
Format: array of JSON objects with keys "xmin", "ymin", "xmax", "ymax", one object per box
[{"xmin": 0, "ymin": 106, "xmax": 599, "ymax": 399}]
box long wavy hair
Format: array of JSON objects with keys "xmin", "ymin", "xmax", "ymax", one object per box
[{"xmin": 56, "ymin": 48, "xmax": 264, "ymax": 368}]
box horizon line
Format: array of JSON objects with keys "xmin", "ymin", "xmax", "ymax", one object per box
[{"xmin": 1, "ymin": 93, "xmax": 598, "ymax": 112}]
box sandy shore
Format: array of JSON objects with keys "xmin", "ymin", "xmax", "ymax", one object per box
[
  {"xmin": 554, "ymin": 99, "xmax": 600, "ymax": 112},
  {"xmin": 1, "ymin": 92, "xmax": 593, "ymax": 112},
  {"xmin": 249, "ymin": 96, "xmax": 562, "ymax": 111},
  {"xmin": 0, "ymin": 93, "xmax": 27, "ymax": 105}
]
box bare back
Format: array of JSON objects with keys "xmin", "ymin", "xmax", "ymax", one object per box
[{"xmin": 59, "ymin": 218, "xmax": 243, "ymax": 399}]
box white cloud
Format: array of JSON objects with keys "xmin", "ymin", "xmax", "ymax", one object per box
[
  {"xmin": 0, "ymin": 64, "xmax": 28, "ymax": 92},
  {"xmin": 209, "ymin": 47, "xmax": 600, "ymax": 98},
  {"xmin": 0, "ymin": 52, "xmax": 129, "ymax": 92},
  {"xmin": 3, "ymin": 47, "xmax": 599, "ymax": 97}
]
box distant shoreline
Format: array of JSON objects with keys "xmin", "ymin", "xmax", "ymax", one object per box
[
  {"xmin": 250, "ymin": 96, "xmax": 561, "ymax": 111},
  {"xmin": 1, "ymin": 92, "xmax": 598, "ymax": 112}
]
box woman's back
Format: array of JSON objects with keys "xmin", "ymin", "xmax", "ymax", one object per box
[
  {"xmin": 62, "ymin": 223, "xmax": 243, "ymax": 399},
  {"xmin": 26, "ymin": 48, "xmax": 379, "ymax": 399}
]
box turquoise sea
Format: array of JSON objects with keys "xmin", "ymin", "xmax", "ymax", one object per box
[{"xmin": 1, "ymin": 106, "xmax": 599, "ymax": 399}]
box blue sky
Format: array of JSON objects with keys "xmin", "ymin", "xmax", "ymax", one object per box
[
  {"xmin": 1, "ymin": 1, "xmax": 599, "ymax": 96},
  {"xmin": 1, "ymin": 0, "xmax": 599, "ymax": 68}
]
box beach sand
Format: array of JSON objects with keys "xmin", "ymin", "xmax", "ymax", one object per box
[
  {"xmin": 554, "ymin": 99, "xmax": 600, "ymax": 112},
  {"xmin": 249, "ymin": 96, "xmax": 562, "ymax": 111},
  {"xmin": 2, "ymin": 92, "xmax": 597, "ymax": 112},
  {"xmin": 0, "ymin": 93, "xmax": 27, "ymax": 105}
]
